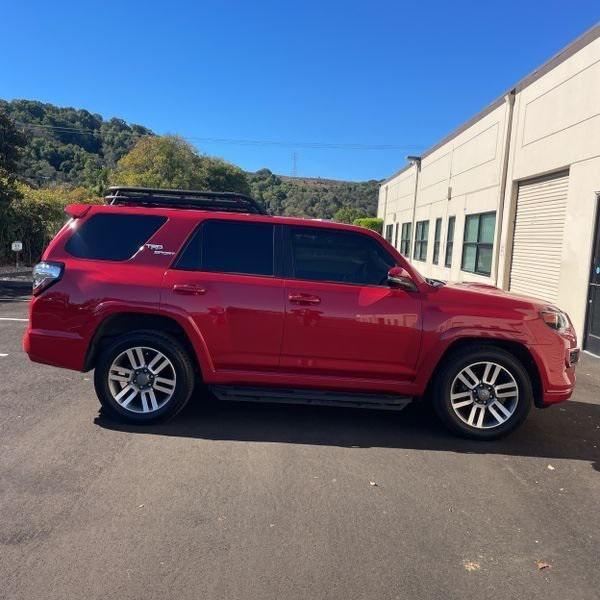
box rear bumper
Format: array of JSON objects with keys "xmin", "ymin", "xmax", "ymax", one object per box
[{"xmin": 23, "ymin": 327, "xmax": 86, "ymax": 371}]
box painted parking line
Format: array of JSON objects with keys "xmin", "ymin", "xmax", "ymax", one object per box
[
  {"xmin": 0, "ymin": 318, "xmax": 28, "ymax": 322},
  {"xmin": 0, "ymin": 353, "xmax": 8, "ymax": 357}
]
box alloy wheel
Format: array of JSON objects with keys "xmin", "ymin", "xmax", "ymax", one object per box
[
  {"xmin": 449, "ymin": 361, "xmax": 519, "ymax": 429},
  {"xmin": 107, "ymin": 346, "xmax": 177, "ymax": 414}
]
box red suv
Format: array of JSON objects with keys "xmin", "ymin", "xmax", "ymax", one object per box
[{"xmin": 24, "ymin": 186, "xmax": 579, "ymax": 439}]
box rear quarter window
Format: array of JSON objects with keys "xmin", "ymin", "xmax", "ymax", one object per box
[{"xmin": 65, "ymin": 214, "xmax": 167, "ymax": 261}]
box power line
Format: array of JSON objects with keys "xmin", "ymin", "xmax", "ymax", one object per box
[{"xmin": 15, "ymin": 121, "xmax": 425, "ymax": 152}]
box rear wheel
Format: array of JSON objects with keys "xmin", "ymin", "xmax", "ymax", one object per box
[
  {"xmin": 94, "ymin": 330, "xmax": 195, "ymax": 424},
  {"xmin": 432, "ymin": 346, "xmax": 533, "ymax": 440}
]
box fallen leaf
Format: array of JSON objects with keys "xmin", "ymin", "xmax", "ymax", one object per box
[
  {"xmin": 463, "ymin": 560, "xmax": 481, "ymax": 572},
  {"xmin": 535, "ymin": 560, "xmax": 551, "ymax": 570}
]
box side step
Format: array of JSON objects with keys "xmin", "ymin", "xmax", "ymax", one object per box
[{"xmin": 210, "ymin": 386, "xmax": 413, "ymax": 411}]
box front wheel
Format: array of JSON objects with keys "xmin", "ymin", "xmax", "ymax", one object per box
[
  {"xmin": 94, "ymin": 330, "xmax": 195, "ymax": 424},
  {"xmin": 432, "ymin": 346, "xmax": 533, "ymax": 440}
]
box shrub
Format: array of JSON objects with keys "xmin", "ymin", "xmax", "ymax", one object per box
[
  {"xmin": 353, "ymin": 217, "xmax": 383, "ymax": 234},
  {"xmin": 0, "ymin": 184, "xmax": 102, "ymax": 265}
]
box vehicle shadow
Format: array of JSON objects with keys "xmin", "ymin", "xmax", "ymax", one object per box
[{"xmin": 95, "ymin": 393, "xmax": 600, "ymax": 473}]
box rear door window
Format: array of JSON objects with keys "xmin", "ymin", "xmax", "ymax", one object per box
[
  {"xmin": 65, "ymin": 214, "xmax": 167, "ymax": 261},
  {"xmin": 175, "ymin": 220, "xmax": 275, "ymax": 276}
]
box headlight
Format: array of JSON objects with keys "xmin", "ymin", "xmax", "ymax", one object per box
[
  {"xmin": 32, "ymin": 261, "xmax": 64, "ymax": 295},
  {"xmin": 540, "ymin": 308, "xmax": 569, "ymax": 331}
]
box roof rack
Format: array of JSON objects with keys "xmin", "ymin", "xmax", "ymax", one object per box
[{"xmin": 105, "ymin": 186, "xmax": 267, "ymax": 215}]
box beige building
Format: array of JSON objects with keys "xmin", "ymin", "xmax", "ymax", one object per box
[{"xmin": 378, "ymin": 23, "xmax": 600, "ymax": 355}]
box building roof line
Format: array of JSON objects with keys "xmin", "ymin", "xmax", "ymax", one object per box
[{"xmin": 382, "ymin": 21, "xmax": 600, "ymax": 186}]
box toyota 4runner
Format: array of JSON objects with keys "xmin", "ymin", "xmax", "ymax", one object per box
[{"xmin": 24, "ymin": 186, "xmax": 579, "ymax": 439}]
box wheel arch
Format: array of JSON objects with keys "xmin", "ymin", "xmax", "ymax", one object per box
[
  {"xmin": 424, "ymin": 337, "xmax": 543, "ymax": 408},
  {"xmin": 84, "ymin": 311, "xmax": 209, "ymax": 377}
]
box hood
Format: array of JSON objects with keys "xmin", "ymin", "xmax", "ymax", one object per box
[{"xmin": 440, "ymin": 281, "xmax": 559, "ymax": 311}]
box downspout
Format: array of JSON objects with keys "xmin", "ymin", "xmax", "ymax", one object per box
[
  {"xmin": 493, "ymin": 89, "xmax": 516, "ymax": 286},
  {"xmin": 383, "ymin": 185, "xmax": 389, "ymax": 224},
  {"xmin": 409, "ymin": 158, "xmax": 422, "ymax": 256}
]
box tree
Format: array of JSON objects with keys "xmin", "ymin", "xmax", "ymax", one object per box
[
  {"xmin": 111, "ymin": 135, "xmax": 205, "ymax": 189},
  {"xmin": 0, "ymin": 111, "xmax": 26, "ymax": 204},
  {"xmin": 200, "ymin": 156, "xmax": 251, "ymax": 195},
  {"xmin": 333, "ymin": 206, "xmax": 367, "ymax": 224},
  {"xmin": 110, "ymin": 135, "xmax": 251, "ymax": 194},
  {"xmin": 0, "ymin": 99, "xmax": 152, "ymax": 187},
  {"xmin": 0, "ymin": 184, "xmax": 102, "ymax": 264}
]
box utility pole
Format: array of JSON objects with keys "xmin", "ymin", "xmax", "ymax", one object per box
[{"xmin": 291, "ymin": 152, "xmax": 298, "ymax": 177}]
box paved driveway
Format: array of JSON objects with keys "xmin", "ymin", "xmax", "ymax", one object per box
[{"xmin": 1, "ymin": 292, "xmax": 599, "ymax": 600}]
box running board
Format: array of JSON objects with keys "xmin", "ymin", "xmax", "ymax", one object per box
[{"xmin": 210, "ymin": 386, "xmax": 413, "ymax": 411}]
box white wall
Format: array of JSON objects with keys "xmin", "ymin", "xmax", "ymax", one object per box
[
  {"xmin": 379, "ymin": 26, "xmax": 600, "ymax": 341},
  {"xmin": 497, "ymin": 35, "xmax": 600, "ymax": 340},
  {"xmin": 381, "ymin": 101, "xmax": 511, "ymax": 283}
]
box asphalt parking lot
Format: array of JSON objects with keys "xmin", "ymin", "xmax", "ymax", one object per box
[{"xmin": 1, "ymin": 289, "xmax": 599, "ymax": 600}]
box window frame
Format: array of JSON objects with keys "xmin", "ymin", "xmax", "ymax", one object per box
[
  {"xmin": 413, "ymin": 220, "xmax": 429, "ymax": 262},
  {"xmin": 385, "ymin": 223, "xmax": 394, "ymax": 243},
  {"xmin": 173, "ymin": 218, "xmax": 283, "ymax": 278},
  {"xmin": 461, "ymin": 211, "xmax": 496, "ymax": 276},
  {"xmin": 400, "ymin": 222, "xmax": 412, "ymax": 256},
  {"xmin": 432, "ymin": 218, "xmax": 442, "ymax": 264},
  {"xmin": 444, "ymin": 215, "xmax": 455, "ymax": 268},
  {"xmin": 282, "ymin": 224, "xmax": 396, "ymax": 288}
]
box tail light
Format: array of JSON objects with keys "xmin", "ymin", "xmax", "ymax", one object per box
[{"xmin": 32, "ymin": 261, "xmax": 64, "ymax": 295}]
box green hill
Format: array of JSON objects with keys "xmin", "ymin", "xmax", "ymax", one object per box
[{"xmin": 1, "ymin": 99, "xmax": 380, "ymax": 219}]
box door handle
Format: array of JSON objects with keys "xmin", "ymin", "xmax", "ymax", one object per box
[
  {"xmin": 288, "ymin": 293, "xmax": 321, "ymax": 305},
  {"xmin": 172, "ymin": 284, "xmax": 207, "ymax": 296}
]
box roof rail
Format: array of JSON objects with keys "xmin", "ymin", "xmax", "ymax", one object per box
[{"xmin": 105, "ymin": 186, "xmax": 267, "ymax": 215}]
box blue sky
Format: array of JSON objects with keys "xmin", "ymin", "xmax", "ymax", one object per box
[{"xmin": 1, "ymin": 1, "xmax": 599, "ymax": 181}]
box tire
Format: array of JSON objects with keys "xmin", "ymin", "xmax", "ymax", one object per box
[
  {"xmin": 94, "ymin": 330, "xmax": 195, "ymax": 424},
  {"xmin": 432, "ymin": 346, "xmax": 533, "ymax": 440}
]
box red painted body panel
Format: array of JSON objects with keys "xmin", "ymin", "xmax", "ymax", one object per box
[
  {"xmin": 281, "ymin": 280, "xmax": 421, "ymax": 380},
  {"xmin": 23, "ymin": 204, "xmax": 578, "ymax": 407},
  {"xmin": 161, "ymin": 269, "xmax": 285, "ymax": 372}
]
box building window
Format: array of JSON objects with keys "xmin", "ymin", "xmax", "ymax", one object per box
[
  {"xmin": 400, "ymin": 222, "xmax": 412, "ymax": 256},
  {"xmin": 385, "ymin": 224, "xmax": 394, "ymax": 243},
  {"xmin": 445, "ymin": 216, "xmax": 455, "ymax": 267},
  {"xmin": 461, "ymin": 212, "xmax": 496, "ymax": 276},
  {"xmin": 432, "ymin": 218, "xmax": 442, "ymax": 264},
  {"xmin": 413, "ymin": 220, "xmax": 429, "ymax": 262},
  {"xmin": 394, "ymin": 223, "xmax": 399, "ymax": 249}
]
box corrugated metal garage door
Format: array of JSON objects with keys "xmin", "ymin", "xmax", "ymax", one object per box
[{"xmin": 509, "ymin": 171, "xmax": 569, "ymax": 303}]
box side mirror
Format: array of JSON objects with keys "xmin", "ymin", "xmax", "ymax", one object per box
[{"xmin": 387, "ymin": 266, "xmax": 417, "ymax": 291}]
